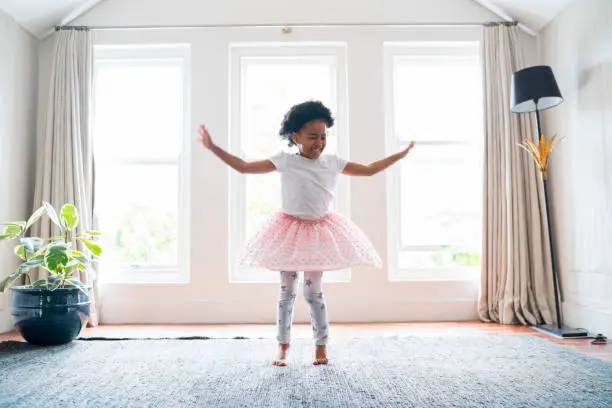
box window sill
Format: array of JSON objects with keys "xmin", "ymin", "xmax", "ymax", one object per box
[
  {"xmin": 98, "ymin": 268, "xmax": 189, "ymax": 285},
  {"xmin": 389, "ymin": 268, "xmax": 480, "ymax": 282},
  {"xmin": 229, "ymin": 267, "xmax": 351, "ymax": 283}
]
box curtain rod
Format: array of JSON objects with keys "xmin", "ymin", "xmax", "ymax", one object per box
[{"xmin": 55, "ymin": 21, "xmax": 519, "ymax": 31}]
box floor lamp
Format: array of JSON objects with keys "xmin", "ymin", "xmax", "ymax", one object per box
[{"xmin": 510, "ymin": 65, "xmax": 589, "ymax": 339}]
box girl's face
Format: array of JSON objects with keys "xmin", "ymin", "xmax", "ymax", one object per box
[{"xmin": 292, "ymin": 120, "xmax": 327, "ymax": 160}]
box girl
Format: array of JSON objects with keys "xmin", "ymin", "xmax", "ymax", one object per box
[{"xmin": 199, "ymin": 100, "xmax": 414, "ymax": 366}]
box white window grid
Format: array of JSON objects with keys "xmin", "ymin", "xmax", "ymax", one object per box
[
  {"xmin": 93, "ymin": 44, "xmax": 191, "ymax": 283},
  {"xmin": 384, "ymin": 41, "xmax": 483, "ymax": 281}
]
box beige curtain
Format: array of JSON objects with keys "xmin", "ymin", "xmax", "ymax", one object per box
[
  {"xmin": 31, "ymin": 28, "xmax": 99, "ymax": 326},
  {"xmin": 479, "ymin": 25, "xmax": 555, "ymax": 325}
]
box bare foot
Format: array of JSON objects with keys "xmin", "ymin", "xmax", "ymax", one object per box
[
  {"xmin": 313, "ymin": 345, "xmax": 328, "ymax": 365},
  {"xmin": 272, "ymin": 343, "xmax": 290, "ymax": 366}
]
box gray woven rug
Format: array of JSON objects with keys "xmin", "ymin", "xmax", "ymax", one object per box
[{"xmin": 0, "ymin": 335, "xmax": 611, "ymax": 408}]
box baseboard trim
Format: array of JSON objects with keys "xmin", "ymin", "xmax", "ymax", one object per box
[
  {"xmin": 0, "ymin": 311, "xmax": 13, "ymax": 334},
  {"xmin": 563, "ymin": 302, "xmax": 612, "ymax": 337},
  {"xmin": 100, "ymin": 299, "xmax": 479, "ymax": 324}
]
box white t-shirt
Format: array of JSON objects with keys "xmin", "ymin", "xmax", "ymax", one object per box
[{"xmin": 269, "ymin": 151, "xmax": 348, "ymax": 220}]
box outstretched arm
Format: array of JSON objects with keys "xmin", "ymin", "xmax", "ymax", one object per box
[
  {"xmin": 342, "ymin": 141, "xmax": 415, "ymax": 176},
  {"xmin": 199, "ymin": 125, "xmax": 276, "ymax": 174}
]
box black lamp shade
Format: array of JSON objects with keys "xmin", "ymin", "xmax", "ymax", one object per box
[{"xmin": 511, "ymin": 65, "xmax": 563, "ymax": 113}]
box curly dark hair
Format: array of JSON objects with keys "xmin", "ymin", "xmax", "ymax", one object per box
[{"xmin": 278, "ymin": 100, "xmax": 335, "ymax": 147}]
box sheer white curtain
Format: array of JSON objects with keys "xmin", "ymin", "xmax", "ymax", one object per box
[
  {"xmin": 32, "ymin": 28, "xmax": 99, "ymax": 326},
  {"xmin": 479, "ymin": 25, "xmax": 555, "ymax": 325}
]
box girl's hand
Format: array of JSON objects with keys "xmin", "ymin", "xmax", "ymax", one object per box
[
  {"xmin": 399, "ymin": 141, "xmax": 415, "ymax": 158},
  {"xmin": 343, "ymin": 141, "xmax": 416, "ymax": 176},
  {"xmin": 199, "ymin": 125, "xmax": 214, "ymax": 150}
]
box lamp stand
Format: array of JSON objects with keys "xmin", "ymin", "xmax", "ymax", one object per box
[{"xmin": 532, "ymin": 108, "xmax": 589, "ymax": 339}]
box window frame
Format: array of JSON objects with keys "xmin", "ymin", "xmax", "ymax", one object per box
[
  {"xmin": 383, "ymin": 41, "xmax": 483, "ymax": 281},
  {"xmin": 228, "ymin": 43, "xmax": 350, "ymax": 283},
  {"xmin": 92, "ymin": 44, "xmax": 192, "ymax": 284}
]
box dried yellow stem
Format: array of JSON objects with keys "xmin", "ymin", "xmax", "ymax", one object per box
[{"xmin": 517, "ymin": 134, "xmax": 562, "ymax": 180}]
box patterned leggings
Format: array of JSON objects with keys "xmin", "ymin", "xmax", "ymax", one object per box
[{"xmin": 277, "ymin": 271, "xmax": 329, "ymax": 346}]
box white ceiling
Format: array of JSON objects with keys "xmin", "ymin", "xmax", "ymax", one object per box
[
  {"xmin": 0, "ymin": 0, "xmax": 574, "ymax": 39},
  {"xmin": 475, "ymin": 0, "xmax": 574, "ymax": 32},
  {"xmin": 0, "ymin": 0, "xmax": 103, "ymax": 38}
]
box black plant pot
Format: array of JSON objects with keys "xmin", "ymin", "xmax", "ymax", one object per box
[{"xmin": 10, "ymin": 286, "xmax": 91, "ymax": 346}]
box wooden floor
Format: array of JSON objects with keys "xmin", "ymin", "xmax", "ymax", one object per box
[{"xmin": 1, "ymin": 322, "xmax": 610, "ymax": 363}]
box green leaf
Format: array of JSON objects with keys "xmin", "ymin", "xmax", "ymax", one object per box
[
  {"xmin": 24, "ymin": 205, "xmax": 46, "ymax": 232},
  {"xmin": 0, "ymin": 267, "xmax": 28, "ymax": 292},
  {"xmin": 16, "ymin": 244, "xmax": 44, "ymax": 261},
  {"xmin": 77, "ymin": 237, "xmax": 102, "ymax": 257},
  {"xmin": 74, "ymin": 257, "xmax": 89, "ymax": 266},
  {"xmin": 20, "ymin": 237, "xmax": 43, "ymax": 253},
  {"xmin": 14, "ymin": 245, "xmax": 26, "ymax": 260},
  {"xmin": 22, "ymin": 260, "xmax": 44, "ymax": 268},
  {"xmin": 3, "ymin": 223, "xmax": 24, "ymax": 237},
  {"xmin": 5, "ymin": 261, "xmax": 44, "ymax": 289},
  {"xmin": 51, "ymin": 241, "xmax": 71, "ymax": 250},
  {"xmin": 43, "ymin": 202, "xmax": 63, "ymax": 231},
  {"xmin": 85, "ymin": 230, "xmax": 102, "ymax": 237},
  {"xmin": 77, "ymin": 264, "xmax": 86, "ymax": 271},
  {"xmin": 31, "ymin": 279, "xmax": 47, "ymax": 288},
  {"xmin": 70, "ymin": 250, "xmax": 86, "ymax": 258},
  {"xmin": 0, "ymin": 274, "xmax": 19, "ymax": 292},
  {"xmin": 60, "ymin": 204, "xmax": 79, "ymax": 231},
  {"xmin": 71, "ymin": 253, "xmax": 89, "ymax": 267},
  {"xmin": 45, "ymin": 244, "xmax": 70, "ymax": 272},
  {"xmin": 31, "ymin": 251, "xmax": 45, "ymax": 261},
  {"xmin": 47, "ymin": 275, "xmax": 63, "ymax": 291},
  {"xmin": 70, "ymin": 250, "xmax": 89, "ymax": 266},
  {"xmin": 5, "ymin": 223, "xmax": 25, "ymax": 234},
  {"xmin": 66, "ymin": 279, "xmax": 88, "ymax": 295}
]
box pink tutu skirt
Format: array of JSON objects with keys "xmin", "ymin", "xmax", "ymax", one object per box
[{"xmin": 237, "ymin": 212, "xmax": 382, "ymax": 272}]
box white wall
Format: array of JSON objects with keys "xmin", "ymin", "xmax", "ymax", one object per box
[
  {"xmin": 0, "ymin": 10, "xmax": 39, "ymax": 333},
  {"xmin": 540, "ymin": 0, "xmax": 612, "ymax": 336},
  {"xmin": 74, "ymin": 0, "xmax": 496, "ymax": 28},
  {"xmin": 42, "ymin": 0, "xmax": 542, "ymax": 324}
]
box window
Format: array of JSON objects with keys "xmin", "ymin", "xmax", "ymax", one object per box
[
  {"xmin": 384, "ymin": 42, "xmax": 483, "ymax": 280},
  {"xmin": 229, "ymin": 44, "xmax": 349, "ymax": 283},
  {"xmin": 93, "ymin": 45, "xmax": 191, "ymax": 283}
]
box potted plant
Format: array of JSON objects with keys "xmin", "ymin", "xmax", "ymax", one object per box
[{"xmin": 0, "ymin": 202, "xmax": 102, "ymax": 345}]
